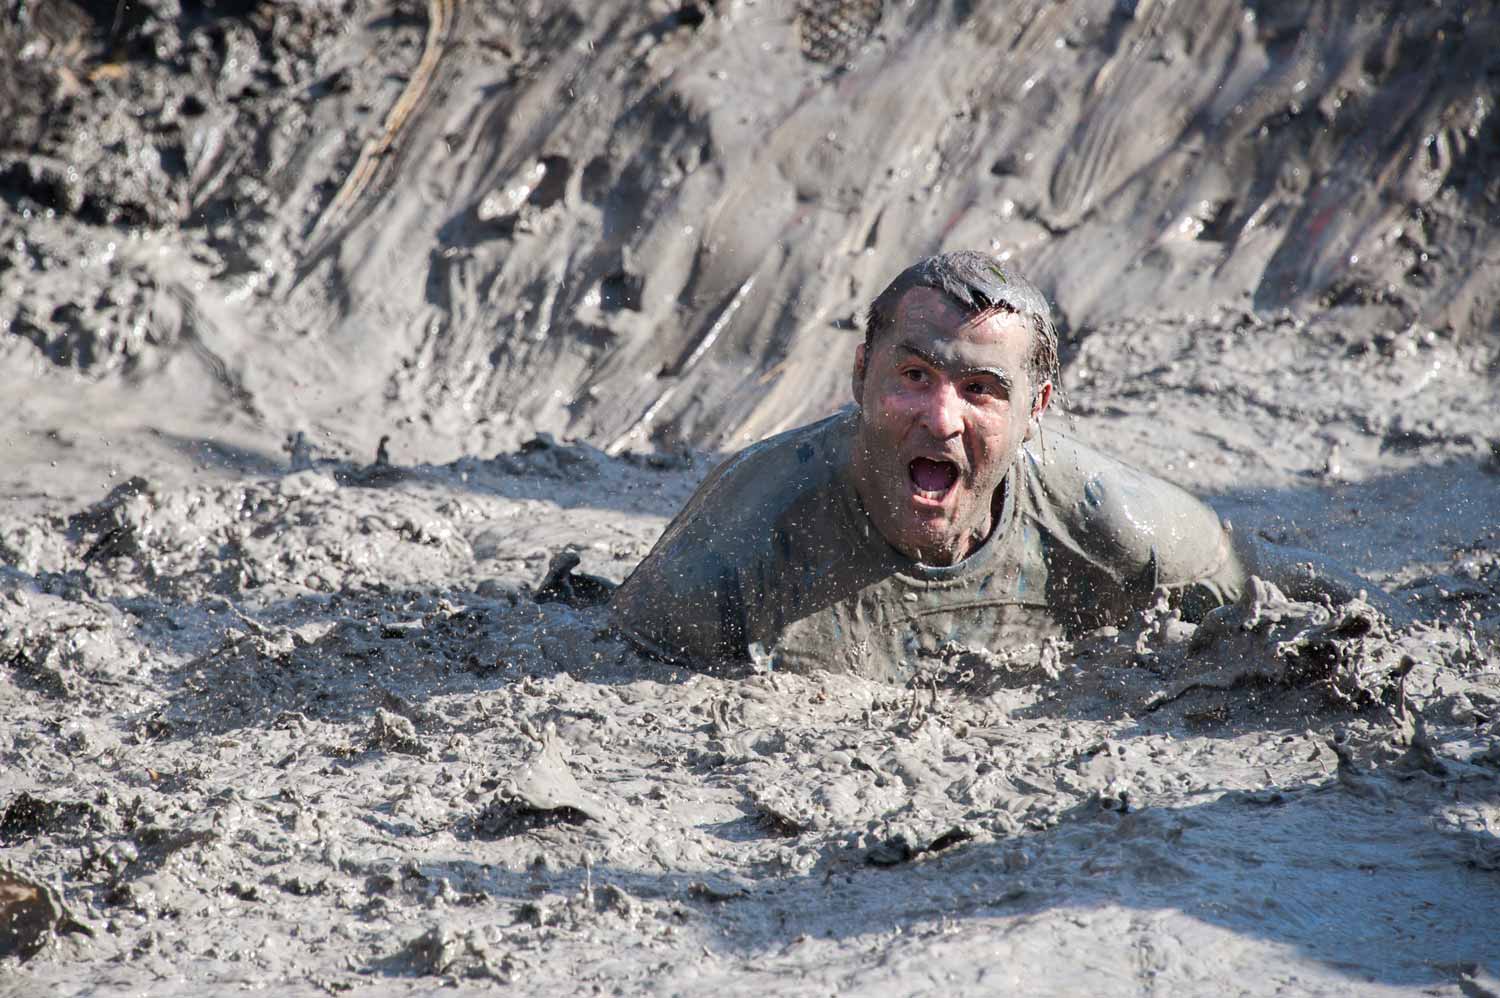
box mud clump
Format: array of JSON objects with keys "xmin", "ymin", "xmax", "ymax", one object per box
[
  {"xmin": 0, "ymin": 868, "xmax": 90, "ymax": 961},
  {"xmin": 473, "ymin": 725, "xmax": 602, "ymax": 839},
  {"xmin": 390, "ymin": 923, "xmax": 512, "ymax": 982}
]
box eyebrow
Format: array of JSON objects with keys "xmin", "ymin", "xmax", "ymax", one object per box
[{"xmin": 894, "ymin": 342, "xmax": 1014, "ymax": 390}]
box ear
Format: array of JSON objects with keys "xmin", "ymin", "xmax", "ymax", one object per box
[
  {"xmin": 851, "ymin": 342, "xmax": 867, "ymax": 405},
  {"xmin": 1023, "ymin": 381, "xmax": 1053, "ymax": 440}
]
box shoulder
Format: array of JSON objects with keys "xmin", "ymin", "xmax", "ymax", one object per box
[
  {"xmin": 657, "ymin": 407, "xmax": 854, "ymax": 550},
  {"xmin": 694, "ymin": 409, "xmax": 852, "ymax": 511},
  {"xmin": 1020, "ymin": 429, "xmax": 1237, "ymax": 587},
  {"xmin": 610, "ymin": 409, "xmax": 854, "ymax": 664}
]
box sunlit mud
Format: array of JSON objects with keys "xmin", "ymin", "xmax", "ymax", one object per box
[{"xmin": 2, "ymin": 1, "xmax": 1499, "ymax": 994}]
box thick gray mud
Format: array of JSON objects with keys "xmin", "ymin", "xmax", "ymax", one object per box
[
  {"xmin": 3, "ymin": 0, "xmax": 1500, "ymax": 994},
  {"xmin": 0, "ymin": 453, "xmax": 1497, "ymax": 995}
]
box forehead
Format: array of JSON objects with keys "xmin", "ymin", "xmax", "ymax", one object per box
[{"xmin": 882, "ymin": 286, "xmax": 1033, "ymax": 365}]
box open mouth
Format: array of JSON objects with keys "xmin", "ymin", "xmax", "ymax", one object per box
[{"xmin": 908, "ymin": 457, "xmax": 959, "ymax": 501}]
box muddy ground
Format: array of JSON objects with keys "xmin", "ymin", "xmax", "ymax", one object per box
[{"xmin": 3, "ymin": 0, "xmax": 1500, "ymax": 995}]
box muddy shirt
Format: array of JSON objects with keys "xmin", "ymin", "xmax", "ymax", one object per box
[{"xmin": 611, "ymin": 408, "xmax": 1247, "ymax": 683}]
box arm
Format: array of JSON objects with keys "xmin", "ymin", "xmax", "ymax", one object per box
[
  {"xmin": 608, "ymin": 456, "xmax": 757, "ymax": 671},
  {"xmin": 610, "ymin": 548, "xmax": 751, "ymax": 670},
  {"xmin": 609, "ymin": 411, "xmax": 856, "ymax": 670},
  {"xmin": 1026, "ymin": 434, "xmax": 1407, "ymax": 625}
]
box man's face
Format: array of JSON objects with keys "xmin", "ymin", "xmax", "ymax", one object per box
[{"xmin": 849, "ymin": 286, "xmax": 1051, "ymax": 566}]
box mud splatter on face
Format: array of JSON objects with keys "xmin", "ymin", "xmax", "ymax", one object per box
[{"xmin": 850, "ymin": 288, "xmax": 1044, "ymax": 565}]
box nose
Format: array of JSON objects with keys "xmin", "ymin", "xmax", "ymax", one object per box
[{"xmin": 918, "ymin": 380, "xmax": 964, "ymax": 439}]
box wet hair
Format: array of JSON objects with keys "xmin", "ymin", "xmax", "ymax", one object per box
[{"xmin": 864, "ymin": 250, "xmax": 1059, "ymax": 402}]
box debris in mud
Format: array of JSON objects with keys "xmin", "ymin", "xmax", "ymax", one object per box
[
  {"xmin": 864, "ymin": 826, "xmax": 975, "ymax": 867},
  {"xmin": 369, "ymin": 707, "xmax": 425, "ymax": 756},
  {"xmin": 473, "ymin": 725, "xmax": 601, "ymax": 838},
  {"xmin": 335, "ymin": 433, "xmax": 411, "ymax": 487},
  {"xmin": 284, "ymin": 431, "xmax": 315, "ymax": 472},
  {"xmin": 0, "ymin": 868, "xmax": 90, "ymax": 960},
  {"xmin": 493, "ymin": 435, "xmax": 605, "ymax": 480},
  {"xmin": 533, "ymin": 549, "xmax": 614, "ymax": 608}
]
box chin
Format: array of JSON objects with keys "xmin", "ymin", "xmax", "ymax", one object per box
[{"xmin": 896, "ymin": 525, "xmax": 957, "ymax": 561}]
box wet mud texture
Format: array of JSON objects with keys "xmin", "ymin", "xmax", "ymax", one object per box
[
  {"xmin": 3, "ymin": 0, "xmax": 1500, "ymax": 994},
  {"xmin": 0, "ymin": 443, "xmax": 1496, "ymax": 995}
]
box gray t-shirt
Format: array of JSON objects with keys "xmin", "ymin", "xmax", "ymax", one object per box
[{"xmin": 611, "ymin": 408, "xmax": 1247, "ymax": 683}]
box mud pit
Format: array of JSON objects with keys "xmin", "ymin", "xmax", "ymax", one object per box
[{"xmin": 4, "ymin": 0, "xmax": 1500, "ymax": 994}]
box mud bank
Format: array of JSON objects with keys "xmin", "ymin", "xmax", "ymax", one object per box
[
  {"xmin": 3, "ymin": 0, "xmax": 1499, "ymax": 478},
  {"xmin": 3, "ymin": 0, "xmax": 1500, "ymax": 994}
]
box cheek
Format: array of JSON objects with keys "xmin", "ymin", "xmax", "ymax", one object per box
[
  {"xmin": 872, "ymin": 387, "xmax": 921, "ymax": 422},
  {"xmin": 860, "ymin": 400, "xmax": 906, "ymax": 446},
  {"xmin": 968, "ymin": 414, "xmax": 1020, "ymax": 464}
]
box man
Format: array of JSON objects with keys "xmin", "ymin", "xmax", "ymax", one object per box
[{"xmin": 610, "ymin": 251, "xmax": 1389, "ymax": 683}]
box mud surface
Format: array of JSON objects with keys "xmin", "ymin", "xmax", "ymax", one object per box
[{"xmin": 3, "ymin": 0, "xmax": 1500, "ymax": 994}]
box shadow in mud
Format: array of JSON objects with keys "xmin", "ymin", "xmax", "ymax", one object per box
[
  {"xmin": 369, "ymin": 772, "xmax": 1500, "ymax": 989},
  {"xmin": 1207, "ymin": 456, "xmax": 1499, "ymax": 581},
  {"xmin": 152, "ymin": 432, "xmax": 287, "ymax": 478}
]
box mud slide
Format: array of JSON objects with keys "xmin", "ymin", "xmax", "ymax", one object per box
[{"xmin": 2, "ymin": 0, "xmax": 1498, "ymax": 994}]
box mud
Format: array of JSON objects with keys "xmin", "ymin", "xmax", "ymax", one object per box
[{"xmin": 3, "ymin": 0, "xmax": 1500, "ymax": 994}]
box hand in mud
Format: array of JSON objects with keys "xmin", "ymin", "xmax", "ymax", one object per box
[{"xmin": 1242, "ymin": 537, "xmax": 1416, "ymax": 628}]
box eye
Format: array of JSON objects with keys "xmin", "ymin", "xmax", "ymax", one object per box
[
  {"xmin": 964, "ymin": 379, "xmax": 1003, "ymax": 398},
  {"xmin": 901, "ymin": 367, "xmax": 928, "ymax": 384}
]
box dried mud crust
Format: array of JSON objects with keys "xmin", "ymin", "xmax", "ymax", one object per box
[{"xmin": 1, "ymin": 448, "xmax": 1498, "ymax": 994}]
